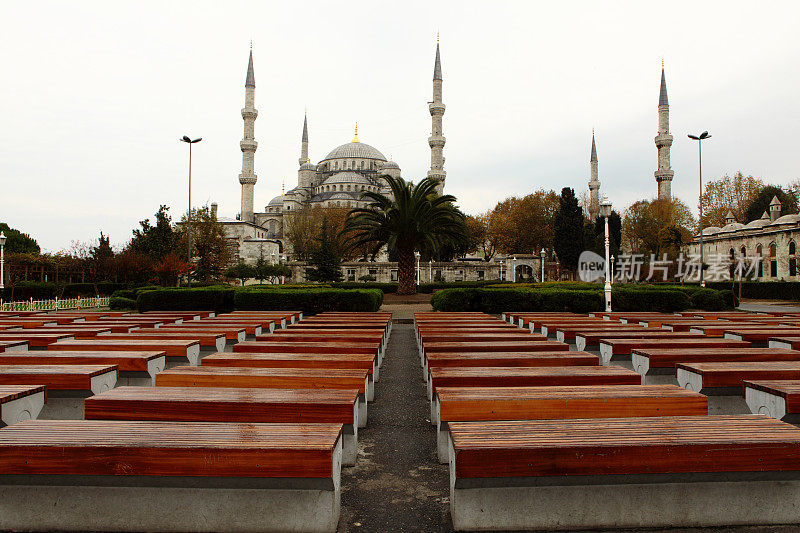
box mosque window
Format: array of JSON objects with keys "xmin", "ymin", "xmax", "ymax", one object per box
[
  {"xmin": 729, "ymin": 248, "xmax": 735, "ymax": 280},
  {"xmin": 334, "ymin": 162, "xmax": 338, "ymax": 170},
  {"xmin": 360, "ymin": 161, "xmax": 364, "ymax": 169},
  {"xmin": 757, "ymin": 245, "xmax": 764, "ymax": 278},
  {"xmin": 770, "ymin": 243, "xmax": 778, "ymax": 277},
  {"xmin": 791, "ymin": 242, "xmax": 797, "ymax": 276}
]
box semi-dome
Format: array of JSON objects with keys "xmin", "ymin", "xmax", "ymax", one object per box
[
  {"xmin": 720, "ymin": 222, "xmax": 745, "ymax": 233},
  {"xmin": 381, "ymin": 160, "xmax": 400, "ymax": 170},
  {"xmin": 323, "ymin": 172, "xmax": 373, "ymax": 185},
  {"xmin": 300, "ymin": 162, "xmax": 317, "ymax": 171},
  {"xmin": 268, "ymin": 195, "xmax": 283, "ymax": 206},
  {"xmin": 322, "ymin": 142, "xmax": 387, "ymax": 161},
  {"xmin": 329, "ymin": 192, "xmax": 356, "ymax": 201},
  {"xmin": 701, "ymin": 226, "xmax": 722, "ymax": 236}
]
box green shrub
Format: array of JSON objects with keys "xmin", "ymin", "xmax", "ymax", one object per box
[
  {"xmin": 2, "ymin": 281, "xmax": 59, "ymax": 301},
  {"xmin": 108, "ymin": 296, "xmax": 136, "ymax": 310},
  {"xmin": 611, "ymin": 287, "xmax": 691, "ymax": 312},
  {"xmin": 688, "ymin": 288, "xmax": 731, "ymax": 311},
  {"xmin": 234, "ymin": 288, "xmax": 383, "ymax": 315},
  {"xmin": 704, "ymin": 281, "xmax": 800, "ymax": 301},
  {"xmin": 431, "ymin": 288, "xmax": 603, "ymax": 313},
  {"xmin": 137, "ymin": 287, "xmax": 235, "ymax": 312}
]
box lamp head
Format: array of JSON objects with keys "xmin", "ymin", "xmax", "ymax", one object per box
[
  {"xmin": 540, "ymin": 248, "xmax": 546, "ymax": 256},
  {"xmin": 688, "ymin": 134, "xmax": 699, "ymax": 140},
  {"xmin": 0, "ymin": 231, "xmax": 5, "ymax": 246},
  {"xmin": 181, "ymin": 135, "xmax": 191, "ymax": 142},
  {"xmin": 192, "ymin": 137, "xmax": 203, "ymax": 143},
  {"xmin": 699, "ymin": 131, "xmax": 709, "ymax": 139},
  {"xmin": 600, "ymin": 196, "xmax": 612, "ymax": 218}
]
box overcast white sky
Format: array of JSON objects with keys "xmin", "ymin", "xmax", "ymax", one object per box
[{"xmin": 2, "ymin": 1, "xmax": 799, "ymax": 252}]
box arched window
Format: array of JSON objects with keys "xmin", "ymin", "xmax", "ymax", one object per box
[
  {"xmin": 757, "ymin": 245, "xmax": 763, "ymax": 278},
  {"xmin": 770, "ymin": 243, "xmax": 778, "ymax": 277},
  {"xmin": 334, "ymin": 161, "xmax": 338, "ymax": 170},
  {"xmin": 791, "ymin": 242, "xmax": 797, "ymax": 276}
]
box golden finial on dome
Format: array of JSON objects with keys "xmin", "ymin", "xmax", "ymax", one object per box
[
  {"xmin": 281, "ymin": 179, "xmax": 285, "ymax": 195},
  {"xmin": 250, "ymin": 40, "xmax": 253, "ymax": 50},
  {"xmin": 661, "ymin": 57, "xmax": 664, "ymax": 69},
  {"xmin": 352, "ymin": 122, "xmax": 360, "ymax": 143},
  {"xmin": 437, "ymin": 31, "xmax": 439, "ymax": 43}
]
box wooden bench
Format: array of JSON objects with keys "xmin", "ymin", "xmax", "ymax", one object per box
[
  {"xmin": 234, "ymin": 340, "xmax": 384, "ymax": 366},
  {"xmin": 0, "ymin": 385, "xmax": 45, "ymax": 427},
  {"xmin": 743, "ymin": 380, "xmax": 800, "ymax": 422},
  {"xmin": 555, "ymin": 324, "xmax": 645, "ymax": 343},
  {"xmin": 85, "ymin": 386, "xmax": 361, "ymax": 465},
  {"xmin": 422, "ymin": 351, "xmax": 598, "ymax": 383},
  {"xmin": 3, "ymin": 327, "xmax": 113, "ymax": 339},
  {"xmin": 48, "ymin": 339, "xmax": 201, "ymax": 367},
  {"xmin": 446, "ymin": 415, "xmax": 800, "ymax": 530},
  {"xmin": 263, "ymin": 331, "xmax": 387, "ymax": 357},
  {"xmin": 598, "ymin": 338, "xmax": 751, "ymax": 366},
  {"xmin": 201, "ymin": 319, "xmax": 277, "ymax": 335},
  {"xmin": 632, "ymin": 347, "xmax": 800, "ymax": 384},
  {"xmin": 0, "ymin": 341, "xmax": 28, "ymax": 353},
  {"xmin": 98, "ymin": 332, "xmax": 226, "ymax": 354},
  {"xmin": 575, "ymin": 330, "xmax": 702, "ymax": 351},
  {"xmin": 156, "ymin": 365, "xmax": 371, "ymax": 424},
  {"xmin": 62, "ymin": 321, "xmax": 140, "ymax": 333},
  {"xmin": 533, "ymin": 319, "xmax": 607, "ymax": 336},
  {"xmin": 660, "ymin": 320, "xmax": 759, "ymax": 332},
  {"xmin": 420, "ymin": 340, "xmax": 567, "ymax": 365},
  {"xmin": 769, "ymin": 336, "xmax": 800, "ymax": 351},
  {"xmin": 95, "ymin": 317, "xmax": 166, "ymax": 328},
  {"xmin": 0, "ymin": 318, "xmax": 59, "ymax": 328},
  {"xmin": 426, "ymin": 366, "xmax": 640, "ymax": 420},
  {"xmin": 0, "ymin": 364, "xmax": 117, "ymax": 419},
  {"xmin": 161, "ymin": 324, "xmax": 247, "ymax": 343},
  {"xmin": 203, "ymin": 352, "xmax": 379, "ymax": 381},
  {"xmin": 434, "ymin": 384, "xmax": 707, "ymax": 462},
  {"xmin": 0, "ymin": 332, "xmax": 77, "ymax": 348},
  {"xmin": 0, "ymin": 350, "xmax": 165, "ymax": 386},
  {"xmin": 0, "ymin": 419, "xmax": 343, "ymax": 532},
  {"xmin": 677, "ymin": 361, "xmax": 800, "ymax": 414},
  {"xmin": 725, "ymin": 328, "xmax": 800, "ymax": 345}
]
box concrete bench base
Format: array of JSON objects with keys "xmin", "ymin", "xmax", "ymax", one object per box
[
  {"xmin": 0, "ymin": 443, "xmax": 341, "ymax": 533},
  {"xmin": 677, "ymin": 369, "xmax": 750, "ymax": 414},
  {"xmin": 744, "ymin": 386, "xmax": 800, "ymax": 422},
  {"xmin": 450, "ymin": 468, "xmax": 800, "ymax": 531},
  {"xmin": 0, "ymin": 390, "xmax": 44, "ymax": 427}
]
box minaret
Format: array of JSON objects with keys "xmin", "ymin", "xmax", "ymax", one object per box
[
  {"xmin": 427, "ymin": 36, "xmax": 446, "ymax": 195},
  {"xmin": 299, "ymin": 110, "xmax": 309, "ymax": 166},
  {"xmin": 654, "ymin": 61, "xmax": 674, "ymax": 200},
  {"xmin": 239, "ymin": 44, "xmax": 258, "ymax": 223},
  {"xmin": 588, "ymin": 130, "xmax": 600, "ymax": 220}
]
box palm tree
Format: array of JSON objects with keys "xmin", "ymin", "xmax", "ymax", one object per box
[{"xmin": 341, "ymin": 176, "xmax": 468, "ymax": 295}]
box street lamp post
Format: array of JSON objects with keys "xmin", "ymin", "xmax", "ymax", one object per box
[
  {"xmin": 0, "ymin": 231, "xmax": 6, "ymax": 291},
  {"xmin": 180, "ymin": 135, "xmax": 202, "ymax": 285},
  {"xmin": 498, "ymin": 259, "xmax": 504, "ymax": 281},
  {"xmin": 600, "ymin": 196, "xmax": 613, "ymax": 312},
  {"xmin": 415, "ymin": 252, "xmax": 421, "ymax": 286},
  {"xmin": 540, "ymin": 248, "xmax": 546, "ymax": 282},
  {"xmin": 429, "ymin": 260, "xmax": 432, "ymax": 282},
  {"xmin": 688, "ymin": 131, "xmax": 711, "ymax": 287},
  {"xmin": 511, "ymin": 256, "xmax": 516, "ymax": 283},
  {"xmin": 610, "ymin": 255, "xmax": 615, "ymax": 284}
]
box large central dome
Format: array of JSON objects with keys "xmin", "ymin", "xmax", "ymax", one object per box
[{"xmin": 322, "ymin": 142, "xmax": 387, "ymax": 161}]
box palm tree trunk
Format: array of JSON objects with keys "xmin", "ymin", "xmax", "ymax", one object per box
[{"xmin": 397, "ymin": 246, "xmax": 417, "ymax": 295}]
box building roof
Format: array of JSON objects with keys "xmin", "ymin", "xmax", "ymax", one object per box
[
  {"xmin": 659, "ymin": 67, "xmax": 668, "ymax": 106},
  {"xmin": 302, "ymin": 113, "xmax": 308, "ymax": 143},
  {"xmin": 310, "ymin": 190, "xmax": 363, "ymax": 203},
  {"xmin": 701, "ymin": 226, "xmax": 722, "ymax": 236},
  {"xmin": 245, "ymin": 50, "xmax": 255, "ymax": 88},
  {"xmin": 771, "ymin": 214, "xmax": 800, "ymax": 225},
  {"xmin": 268, "ymin": 195, "xmax": 283, "ymax": 206},
  {"xmin": 770, "ymin": 195, "xmax": 782, "ymax": 207},
  {"xmin": 381, "ymin": 160, "xmax": 400, "ymax": 170},
  {"xmin": 322, "ymin": 141, "xmax": 387, "ymax": 161},
  {"xmin": 323, "ymin": 172, "xmax": 373, "ymax": 185},
  {"xmin": 300, "ymin": 161, "xmax": 317, "ymax": 171},
  {"xmin": 590, "ymin": 133, "xmax": 597, "ymax": 163}
]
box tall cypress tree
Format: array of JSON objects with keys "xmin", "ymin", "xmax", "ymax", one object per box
[{"xmin": 553, "ymin": 187, "xmax": 585, "ymax": 272}]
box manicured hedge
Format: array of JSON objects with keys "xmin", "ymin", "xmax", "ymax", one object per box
[
  {"xmin": 431, "ymin": 285, "xmax": 732, "ymax": 313},
  {"xmin": 62, "ymin": 282, "xmax": 127, "ymax": 298},
  {"xmin": 330, "ymin": 280, "xmax": 505, "ymax": 294},
  {"xmin": 108, "ymin": 296, "xmax": 136, "ymax": 310},
  {"xmin": 137, "ymin": 287, "xmax": 235, "ymax": 313},
  {"xmin": 704, "ymin": 281, "xmax": 800, "ymax": 301},
  {"xmin": 235, "ymin": 288, "xmax": 382, "ymax": 315},
  {"xmin": 431, "ymin": 288, "xmax": 604, "ymax": 314}
]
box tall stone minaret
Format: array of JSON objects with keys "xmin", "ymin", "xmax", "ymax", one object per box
[
  {"xmin": 299, "ymin": 111, "xmax": 309, "ymax": 166},
  {"xmin": 427, "ymin": 37, "xmax": 446, "ymax": 195},
  {"xmin": 588, "ymin": 130, "xmax": 600, "ymax": 220},
  {"xmin": 654, "ymin": 62, "xmax": 674, "ymax": 200},
  {"xmin": 239, "ymin": 46, "xmax": 258, "ymax": 223}
]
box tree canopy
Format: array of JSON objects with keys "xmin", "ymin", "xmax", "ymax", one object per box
[
  {"xmin": 342, "ymin": 175, "xmax": 467, "ymax": 294},
  {"xmin": 744, "ymin": 185, "xmax": 798, "ymax": 223},
  {"xmin": 700, "ymin": 172, "xmax": 763, "ymax": 226},
  {"xmin": 552, "ymin": 187, "xmax": 586, "ymax": 271},
  {"xmin": 0, "ymin": 223, "xmax": 40, "ymax": 254},
  {"xmin": 622, "ymin": 198, "xmax": 696, "ymax": 257}
]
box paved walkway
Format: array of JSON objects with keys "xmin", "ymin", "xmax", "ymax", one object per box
[{"xmin": 337, "ymin": 318, "xmax": 453, "ymax": 532}]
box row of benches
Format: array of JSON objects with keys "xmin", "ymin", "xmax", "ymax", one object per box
[
  {"xmin": 419, "ymin": 310, "xmax": 800, "ymax": 530},
  {"xmin": 0, "ymin": 309, "xmax": 391, "ymax": 532}
]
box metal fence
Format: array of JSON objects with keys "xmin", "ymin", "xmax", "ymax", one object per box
[{"xmin": 0, "ymin": 297, "xmax": 110, "ymax": 312}]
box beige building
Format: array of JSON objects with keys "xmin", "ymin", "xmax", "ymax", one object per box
[{"xmin": 686, "ymin": 197, "xmax": 800, "ymax": 280}]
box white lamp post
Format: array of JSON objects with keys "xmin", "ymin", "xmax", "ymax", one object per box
[
  {"xmin": 415, "ymin": 252, "xmax": 421, "ymax": 286},
  {"xmin": 600, "ymin": 196, "xmax": 613, "ymax": 312},
  {"xmin": 540, "ymin": 248, "xmax": 546, "ymax": 282},
  {"xmin": 0, "ymin": 231, "xmax": 6, "ymax": 291},
  {"xmin": 279, "ymin": 253, "xmax": 286, "ymax": 284},
  {"xmin": 610, "ymin": 255, "xmax": 615, "ymax": 284},
  {"xmin": 511, "ymin": 256, "xmax": 516, "ymax": 283},
  {"xmin": 429, "ymin": 260, "xmax": 432, "ymax": 282}
]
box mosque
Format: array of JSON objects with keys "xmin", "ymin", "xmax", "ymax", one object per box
[{"xmin": 216, "ymin": 41, "xmax": 446, "ymax": 264}]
